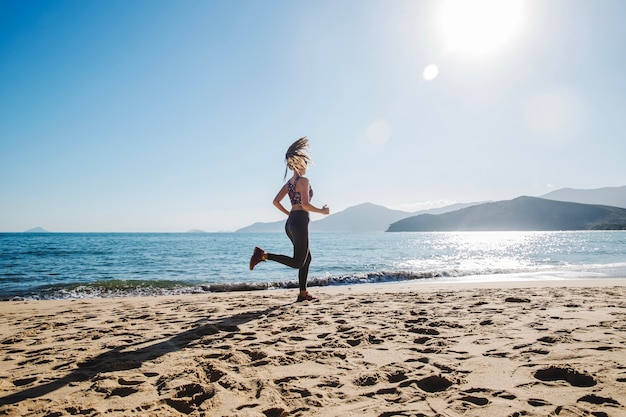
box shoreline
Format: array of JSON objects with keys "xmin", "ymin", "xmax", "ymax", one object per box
[
  {"xmin": 3, "ymin": 274, "xmax": 626, "ymax": 303},
  {"xmin": 1, "ymin": 278, "xmax": 625, "ymax": 416}
]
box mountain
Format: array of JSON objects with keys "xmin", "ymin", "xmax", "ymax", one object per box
[
  {"xmin": 310, "ymin": 203, "xmax": 412, "ymax": 232},
  {"xmin": 24, "ymin": 227, "xmax": 50, "ymax": 233},
  {"xmin": 236, "ymin": 203, "xmax": 411, "ymax": 233},
  {"xmin": 236, "ymin": 202, "xmax": 484, "ymax": 233},
  {"xmin": 418, "ymin": 202, "xmax": 488, "ymax": 215},
  {"xmin": 387, "ymin": 196, "xmax": 626, "ymax": 232},
  {"xmin": 540, "ymin": 186, "xmax": 626, "ymax": 208},
  {"xmin": 236, "ymin": 220, "xmax": 285, "ymax": 233}
]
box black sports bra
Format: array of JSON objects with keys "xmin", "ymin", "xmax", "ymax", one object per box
[{"xmin": 287, "ymin": 177, "xmax": 313, "ymax": 206}]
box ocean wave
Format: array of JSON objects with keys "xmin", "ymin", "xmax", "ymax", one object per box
[
  {"xmin": 4, "ymin": 262, "xmax": 626, "ymax": 301},
  {"xmin": 0, "ymin": 268, "xmax": 520, "ymax": 300},
  {"xmin": 1, "ymin": 279, "xmax": 199, "ymax": 301}
]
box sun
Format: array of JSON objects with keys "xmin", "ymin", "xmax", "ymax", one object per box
[{"xmin": 440, "ymin": 0, "xmax": 525, "ymax": 56}]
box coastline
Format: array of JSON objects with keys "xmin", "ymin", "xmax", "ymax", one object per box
[
  {"xmin": 4, "ymin": 230, "xmax": 626, "ymax": 302},
  {"xmin": 1, "ymin": 278, "xmax": 625, "ymax": 416}
]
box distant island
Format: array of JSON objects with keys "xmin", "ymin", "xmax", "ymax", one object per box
[
  {"xmin": 24, "ymin": 227, "xmax": 50, "ymax": 233},
  {"xmin": 387, "ymin": 196, "xmax": 626, "ymax": 232}
]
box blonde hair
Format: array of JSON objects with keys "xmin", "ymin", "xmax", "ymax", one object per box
[{"xmin": 284, "ymin": 137, "xmax": 312, "ymax": 179}]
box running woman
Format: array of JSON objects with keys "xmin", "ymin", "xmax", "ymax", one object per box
[{"xmin": 249, "ymin": 137, "xmax": 330, "ymax": 302}]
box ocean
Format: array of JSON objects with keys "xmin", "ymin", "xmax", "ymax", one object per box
[{"xmin": 1, "ymin": 231, "xmax": 625, "ymax": 300}]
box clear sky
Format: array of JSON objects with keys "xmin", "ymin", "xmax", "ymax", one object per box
[{"xmin": 1, "ymin": 0, "xmax": 625, "ymax": 232}]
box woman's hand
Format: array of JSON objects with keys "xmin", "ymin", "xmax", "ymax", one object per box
[{"xmin": 321, "ymin": 204, "xmax": 330, "ymax": 215}]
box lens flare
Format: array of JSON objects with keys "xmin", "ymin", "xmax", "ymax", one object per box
[
  {"xmin": 423, "ymin": 64, "xmax": 439, "ymax": 81},
  {"xmin": 367, "ymin": 119, "xmax": 392, "ymax": 145}
]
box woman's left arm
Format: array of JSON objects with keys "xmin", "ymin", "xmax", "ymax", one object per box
[{"xmin": 273, "ymin": 184, "xmax": 290, "ymax": 216}]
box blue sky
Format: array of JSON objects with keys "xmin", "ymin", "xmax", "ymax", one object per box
[{"xmin": 1, "ymin": 0, "xmax": 625, "ymax": 232}]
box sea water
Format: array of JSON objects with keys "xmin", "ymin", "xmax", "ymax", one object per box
[{"xmin": 1, "ymin": 231, "xmax": 625, "ymax": 300}]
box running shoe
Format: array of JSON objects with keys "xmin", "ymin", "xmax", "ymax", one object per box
[
  {"xmin": 296, "ymin": 293, "xmax": 319, "ymax": 302},
  {"xmin": 249, "ymin": 247, "xmax": 267, "ymax": 270}
]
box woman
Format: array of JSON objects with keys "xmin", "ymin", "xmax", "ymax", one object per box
[{"xmin": 249, "ymin": 137, "xmax": 330, "ymax": 302}]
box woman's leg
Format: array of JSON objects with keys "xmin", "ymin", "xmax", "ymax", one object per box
[
  {"xmin": 267, "ymin": 211, "xmax": 310, "ymax": 269},
  {"xmin": 298, "ymin": 250, "xmax": 312, "ymax": 292}
]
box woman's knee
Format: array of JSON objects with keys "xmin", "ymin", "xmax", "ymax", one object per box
[
  {"xmin": 299, "ymin": 252, "xmax": 312, "ymax": 269},
  {"xmin": 294, "ymin": 251, "xmax": 311, "ymax": 269}
]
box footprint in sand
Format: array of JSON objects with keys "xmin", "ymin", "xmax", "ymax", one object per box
[
  {"xmin": 459, "ymin": 394, "xmax": 490, "ymax": 406},
  {"xmin": 537, "ymin": 335, "xmax": 572, "ymax": 344},
  {"xmin": 578, "ymin": 394, "xmax": 620, "ymax": 406},
  {"xmin": 407, "ymin": 327, "xmax": 440, "ymax": 336},
  {"xmin": 527, "ymin": 398, "xmax": 551, "ymax": 407},
  {"xmin": 158, "ymin": 378, "xmax": 216, "ymax": 414},
  {"xmin": 353, "ymin": 372, "xmax": 381, "ymax": 387},
  {"xmin": 92, "ymin": 376, "xmax": 142, "ymax": 398},
  {"xmin": 12, "ymin": 377, "xmax": 37, "ymax": 387},
  {"xmin": 397, "ymin": 375, "xmax": 454, "ymax": 393},
  {"xmin": 533, "ymin": 366, "xmax": 596, "ymax": 387}
]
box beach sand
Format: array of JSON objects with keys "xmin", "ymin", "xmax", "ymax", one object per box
[{"xmin": 1, "ymin": 279, "xmax": 625, "ymax": 417}]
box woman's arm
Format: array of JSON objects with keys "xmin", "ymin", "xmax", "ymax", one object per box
[
  {"xmin": 273, "ymin": 184, "xmax": 291, "ymax": 216},
  {"xmin": 298, "ymin": 177, "xmax": 330, "ymax": 215}
]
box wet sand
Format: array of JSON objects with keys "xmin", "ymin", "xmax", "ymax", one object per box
[{"xmin": 1, "ymin": 278, "xmax": 625, "ymax": 416}]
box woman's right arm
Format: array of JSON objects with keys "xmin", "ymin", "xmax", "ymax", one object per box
[
  {"xmin": 297, "ymin": 177, "xmax": 330, "ymax": 215},
  {"xmin": 273, "ymin": 185, "xmax": 290, "ymax": 216}
]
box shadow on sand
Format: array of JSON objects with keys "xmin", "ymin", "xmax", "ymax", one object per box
[{"xmin": 0, "ymin": 304, "xmax": 285, "ymax": 405}]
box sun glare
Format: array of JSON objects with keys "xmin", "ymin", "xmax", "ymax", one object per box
[{"xmin": 440, "ymin": 0, "xmax": 524, "ymax": 55}]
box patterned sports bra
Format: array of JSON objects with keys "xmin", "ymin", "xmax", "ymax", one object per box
[{"xmin": 287, "ymin": 177, "xmax": 313, "ymax": 206}]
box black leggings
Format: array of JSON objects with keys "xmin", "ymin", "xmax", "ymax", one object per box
[{"xmin": 267, "ymin": 210, "xmax": 312, "ymax": 291}]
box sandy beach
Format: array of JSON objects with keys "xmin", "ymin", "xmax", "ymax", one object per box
[{"xmin": 1, "ymin": 279, "xmax": 625, "ymax": 417}]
